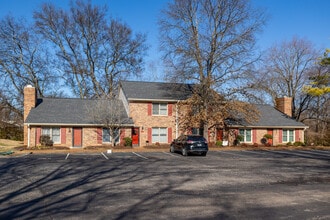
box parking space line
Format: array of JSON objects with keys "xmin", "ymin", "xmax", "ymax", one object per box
[
  {"xmin": 101, "ymin": 152, "xmax": 109, "ymax": 160},
  {"xmin": 65, "ymin": 153, "xmax": 70, "ymax": 160},
  {"xmin": 132, "ymin": 152, "xmax": 148, "ymax": 159}
]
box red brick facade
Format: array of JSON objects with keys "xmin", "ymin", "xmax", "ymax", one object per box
[{"xmin": 23, "ymin": 85, "xmax": 306, "ymax": 148}]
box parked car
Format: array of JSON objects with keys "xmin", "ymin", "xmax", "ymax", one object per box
[{"xmin": 170, "ymin": 135, "xmax": 208, "ymax": 156}]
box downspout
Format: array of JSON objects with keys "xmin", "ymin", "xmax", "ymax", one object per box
[
  {"xmin": 27, "ymin": 124, "xmax": 30, "ymax": 148},
  {"xmin": 176, "ymin": 101, "xmax": 179, "ymax": 138}
]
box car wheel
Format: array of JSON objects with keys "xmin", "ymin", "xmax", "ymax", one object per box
[
  {"xmin": 182, "ymin": 148, "xmax": 188, "ymax": 156},
  {"xmin": 170, "ymin": 145, "xmax": 175, "ymax": 153},
  {"xmin": 201, "ymin": 152, "xmax": 207, "ymax": 156}
]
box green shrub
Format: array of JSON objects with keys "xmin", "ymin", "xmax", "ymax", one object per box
[
  {"xmin": 39, "ymin": 135, "xmax": 53, "ymax": 146},
  {"xmin": 286, "ymin": 142, "xmax": 293, "ymax": 146},
  {"xmin": 123, "ymin": 137, "xmax": 132, "ymax": 147},
  {"xmin": 293, "ymin": 141, "xmax": 305, "ymax": 146},
  {"xmin": 236, "ymin": 135, "xmax": 243, "ymax": 142},
  {"xmin": 263, "ymin": 134, "xmax": 273, "ymax": 139},
  {"xmin": 234, "ymin": 135, "xmax": 243, "ymax": 146},
  {"xmin": 216, "ymin": 140, "xmax": 222, "ymax": 147}
]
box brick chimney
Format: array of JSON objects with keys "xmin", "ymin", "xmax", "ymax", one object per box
[
  {"xmin": 275, "ymin": 96, "xmax": 292, "ymax": 117},
  {"xmin": 24, "ymin": 85, "xmax": 36, "ymax": 145}
]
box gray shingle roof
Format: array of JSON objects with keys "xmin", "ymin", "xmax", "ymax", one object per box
[
  {"xmin": 25, "ymin": 81, "xmax": 307, "ymax": 129},
  {"xmin": 226, "ymin": 104, "xmax": 307, "ymax": 128},
  {"xmin": 25, "ymin": 98, "xmax": 134, "ymax": 126},
  {"xmin": 120, "ymin": 81, "xmax": 194, "ymax": 101}
]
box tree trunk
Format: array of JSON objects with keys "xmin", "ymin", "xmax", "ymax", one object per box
[{"xmin": 203, "ymin": 122, "xmax": 209, "ymax": 142}]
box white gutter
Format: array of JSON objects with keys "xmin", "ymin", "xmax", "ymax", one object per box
[
  {"xmin": 24, "ymin": 123, "xmax": 135, "ymax": 127},
  {"xmin": 27, "ymin": 124, "xmax": 30, "ymax": 148},
  {"xmin": 226, "ymin": 125, "xmax": 309, "ymax": 129},
  {"xmin": 128, "ymin": 98, "xmax": 182, "ymax": 102},
  {"xmin": 176, "ymin": 101, "xmax": 179, "ymax": 138}
]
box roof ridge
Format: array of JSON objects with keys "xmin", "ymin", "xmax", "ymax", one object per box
[{"xmin": 121, "ymin": 80, "xmax": 195, "ymax": 85}]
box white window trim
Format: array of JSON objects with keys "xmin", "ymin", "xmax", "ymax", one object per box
[
  {"xmin": 102, "ymin": 128, "xmax": 111, "ymax": 143},
  {"xmin": 41, "ymin": 127, "xmax": 61, "ymax": 144},
  {"xmin": 102, "ymin": 128, "xmax": 119, "ymax": 143},
  {"xmin": 152, "ymin": 103, "xmax": 168, "ymax": 116},
  {"xmin": 239, "ymin": 129, "xmax": 252, "ymax": 143},
  {"xmin": 282, "ymin": 129, "xmax": 295, "ymax": 143},
  {"xmin": 152, "ymin": 127, "xmax": 168, "ymax": 143}
]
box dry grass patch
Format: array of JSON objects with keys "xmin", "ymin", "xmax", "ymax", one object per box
[{"xmin": 0, "ymin": 139, "xmax": 24, "ymax": 151}]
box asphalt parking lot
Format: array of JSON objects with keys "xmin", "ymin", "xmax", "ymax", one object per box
[{"xmin": 0, "ymin": 150, "xmax": 329, "ymax": 220}]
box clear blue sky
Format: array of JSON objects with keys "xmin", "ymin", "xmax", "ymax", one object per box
[{"xmin": 0, "ymin": 0, "xmax": 329, "ymax": 80}]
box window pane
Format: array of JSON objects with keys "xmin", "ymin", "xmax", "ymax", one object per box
[
  {"xmin": 152, "ymin": 103, "xmax": 167, "ymax": 115},
  {"xmin": 52, "ymin": 128, "xmax": 60, "ymax": 135},
  {"xmin": 159, "ymin": 128, "xmax": 167, "ymax": 135},
  {"xmin": 152, "ymin": 127, "xmax": 167, "ymax": 143},
  {"xmin": 283, "ymin": 129, "xmax": 288, "ymax": 142},
  {"xmin": 52, "ymin": 128, "xmax": 60, "ymax": 143},
  {"xmin": 103, "ymin": 128, "xmax": 110, "ymax": 142},
  {"xmin": 289, "ymin": 130, "xmax": 294, "ymax": 142},
  {"xmin": 152, "ymin": 103, "xmax": 159, "ymax": 115},
  {"xmin": 152, "ymin": 128, "xmax": 159, "ymax": 143},
  {"xmin": 113, "ymin": 129, "xmax": 119, "ymax": 142},
  {"xmin": 159, "ymin": 104, "xmax": 167, "ymax": 115},
  {"xmin": 159, "ymin": 128, "xmax": 167, "ymax": 142},
  {"xmin": 239, "ymin": 129, "xmax": 244, "ymax": 137},
  {"xmin": 42, "ymin": 128, "xmax": 50, "ymax": 136},
  {"xmin": 246, "ymin": 129, "xmax": 251, "ymax": 142}
]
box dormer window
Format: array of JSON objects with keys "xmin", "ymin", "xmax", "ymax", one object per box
[{"xmin": 152, "ymin": 103, "xmax": 167, "ymax": 115}]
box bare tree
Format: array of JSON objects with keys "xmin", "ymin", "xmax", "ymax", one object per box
[
  {"xmin": 86, "ymin": 98, "xmax": 131, "ymax": 146},
  {"xmin": 159, "ymin": 0, "xmax": 266, "ymax": 139},
  {"xmin": 34, "ymin": 0, "xmax": 147, "ymax": 98},
  {"xmin": 0, "ymin": 15, "xmax": 58, "ymax": 121},
  {"xmin": 248, "ymin": 37, "xmax": 320, "ymax": 120}
]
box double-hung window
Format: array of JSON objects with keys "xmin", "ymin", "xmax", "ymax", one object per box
[
  {"xmin": 102, "ymin": 128, "xmax": 119, "ymax": 143},
  {"xmin": 152, "ymin": 103, "xmax": 167, "ymax": 115},
  {"xmin": 42, "ymin": 127, "xmax": 60, "ymax": 144},
  {"xmin": 152, "ymin": 127, "xmax": 167, "ymax": 143},
  {"xmin": 239, "ymin": 129, "xmax": 252, "ymax": 143},
  {"xmin": 283, "ymin": 129, "xmax": 294, "ymax": 142}
]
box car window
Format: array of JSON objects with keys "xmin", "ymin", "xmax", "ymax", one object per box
[{"xmin": 187, "ymin": 136, "xmax": 206, "ymax": 142}]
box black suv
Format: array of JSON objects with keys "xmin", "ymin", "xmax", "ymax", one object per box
[{"xmin": 170, "ymin": 135, "xmax": 208, "ymax": 156}]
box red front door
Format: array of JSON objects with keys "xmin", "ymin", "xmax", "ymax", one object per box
[
  {"xmin": 73, "ymin": 127, "xmax": 82, "ymax": 147},
  {"xmin": 217, "ymin": 129, "xmax": 223, "ymax": 141},
  {"xmin": 132, "ymin": 127, "xmax": 139, "ymax": 146},
  {"xmin": 267, "ymin": 129, "xmax": 273, "ymax": 146}
]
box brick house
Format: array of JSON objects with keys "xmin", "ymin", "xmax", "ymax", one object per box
[
  {"xmin": 23, "ymin": 85, "xmax": 134, "ymax": 148},
  {"xmin": 23, "ymin": 81, "xmax": 308, "ymax": 148},
  {"xmin": 223, "ymin": 100, "xmax": 308, "ymax": 146},
  {"xmin": 118, "ymin": 81, "xmax": 194, "ymax": 147}
]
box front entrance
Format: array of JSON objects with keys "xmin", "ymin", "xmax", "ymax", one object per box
[
  {"xmin": 132, "ymin": 127, "xmax": 139, "ymax": 146},
  {"xmin": 267, "ymin": 129, "xmax": 273, "ymax": 146},
  {"xmin": 217, "ymin": 129, "xmax": 223, "ymax": 141},
  {"xmin": 73, "ymin": 127, "xmax": 82, "ymax": 147}
]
